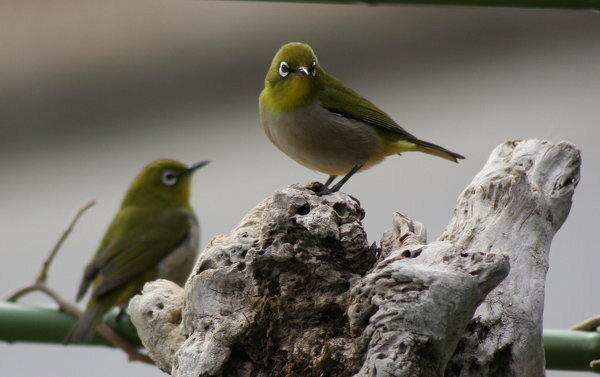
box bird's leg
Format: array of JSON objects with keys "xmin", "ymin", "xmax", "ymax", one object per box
[
  {"xmin": 323, "ymin": 175, "xmax": 337, "ymax": 188},
  {"xmin": 318, "ymin": 164, "xmax": 363, "ymax": 196}
]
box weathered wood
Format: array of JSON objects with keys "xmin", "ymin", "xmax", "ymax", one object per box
[
  {"xmin": 351, "ymin": 213, "xmax": 509, "ymax": 377},
  {"xmin": 129, "ymin": 139, "xmax": 580, "ymax": 377},
  {"xmin": 442, "ymin": 140, "xmax": 581, "ymax": 377},
  {"xmin": 128, "ymin": 280, "xmax": 187, "ymax": 372}
]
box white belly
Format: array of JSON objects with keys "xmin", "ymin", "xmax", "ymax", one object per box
[{"xmin": 261, "ymin": 101, "xmax": 385, "ymax": 176}]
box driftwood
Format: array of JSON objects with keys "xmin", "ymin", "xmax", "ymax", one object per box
[
  {"xmin": 129, "ymin": 139, "xmax": 580, "ymax": 377},
  {"xmin": 442, "ymin": 139, "xmax": 581, "ymax": 377}
]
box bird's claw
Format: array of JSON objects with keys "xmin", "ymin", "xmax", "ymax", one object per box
[{"xmin": 316, "ymin": 184, "xmax": 341, "ymax": 196}]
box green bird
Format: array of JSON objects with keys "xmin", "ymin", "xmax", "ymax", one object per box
[
  {"xmin": 259, "ymin": 42, "xmax": 464, "ymax": 194},
  {"xmin": 64, "ymin": 158, "xmax": 209, "ymax": 344}
]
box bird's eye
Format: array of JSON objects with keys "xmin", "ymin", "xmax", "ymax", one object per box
[
  {"xmin": 161, "ymin": 170, "xmax": 178, "ymax": 186},
  {"xmin": 279, "ymin": 61, "xmax": 289, "ymax": 77},
  {"xmin": 309, "ymin": 61, "xmax": 317, "ymax": 77}
]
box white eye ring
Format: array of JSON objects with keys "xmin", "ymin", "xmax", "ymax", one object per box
[
  {"xmin": 309, "ymin": 61, "xmax": 317, "ymax": 77},
  {"xmin": 279, "ymin": 61, "xmax": 289, "ymax": 77},
  {"xmin": 161, "ymin": 170, "xmax": 178, "ymax": 186}
]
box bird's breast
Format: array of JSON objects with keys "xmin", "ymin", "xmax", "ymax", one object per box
[
  {"xmin": 260, "ymin": 100, "xmax": 385, "ymax": 176},
  {"xmin": 157, "ymin": 215, "xmax": 199, "ymax": 286}
]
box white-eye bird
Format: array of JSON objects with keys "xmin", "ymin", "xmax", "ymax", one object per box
[
  {"xmin": 259, "ymin": 42, "xmax": 464, "ymax": 194},
  {"xmin": 64, "ymin": 159, "xmax": 208, "ymax": 344}
]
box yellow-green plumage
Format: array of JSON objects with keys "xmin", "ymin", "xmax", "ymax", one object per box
[
  {"xmin": 64, "ymin": 158, "xmax": 208, "ymax": 344},
  {"xmin": 260, "ymin": 42, "xmax": 464, "ymax": 192}
]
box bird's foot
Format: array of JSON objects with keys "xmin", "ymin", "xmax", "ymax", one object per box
[
  {"xmin": 348, "ymin": 194, "xmax": 361, "ymax": 206},
  {"xmin": 306, "ymin": 182, "xmax": 339, "ymax": 196},
  {"xmin": 316, "ymin": 186, "xmax": 338, "ymax": 196},
  {"xmin": 306, "ymin": 181, "xmax": 326, "ymax": 193},
  {"xmin": 305, "ymin": 182, "xmax": 361, "ymax": 205},
  {"xmin": 307, "ymin": 181, "xmax": 340, "ymax": 195}
]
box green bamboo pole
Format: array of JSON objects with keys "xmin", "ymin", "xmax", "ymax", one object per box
[
  {"xmin": 544, "ymin": 329, "xmax": 600, "ymax": 373},
  {"xmin": 2, "ymin": 301, "xmax": 600, "ymax": 372},
  {"xmin": 237, "ymin": 0, "xmax": 600, "ymax": 10},
  {"xmin": 0, "ymin": 301, "xmax": 140, "ymax": 347}
]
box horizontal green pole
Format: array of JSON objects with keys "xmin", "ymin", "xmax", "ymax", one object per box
[
  {"xmin": 544, "ymin": 329, "xmax": 600, "ymax": 373},
  {"xmin": 236, "ymin": 0, "xmax": 600, "ymax": 10},
  {"xmin": 0, "ymin": 301, "xmax": 140, "ymax": 347},
  {"xmin": 2, "ymin": 301, "xmax": 600, "ymax": 372}
]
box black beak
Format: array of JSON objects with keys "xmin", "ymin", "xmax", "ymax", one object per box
[{"xmin": 183, "ymin": 160, "xmax": 210, "ymax": 176}]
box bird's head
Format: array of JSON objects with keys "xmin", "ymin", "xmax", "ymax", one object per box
[
  {"xmin": 122, "ymin": 159, "xmax": 209, "ymax": 208},
  {"xmin": 263, "ymin": 42, "xmax": 324, "ymax": 111}
]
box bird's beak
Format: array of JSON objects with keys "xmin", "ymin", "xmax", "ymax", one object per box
[
  {"xmin": 296, "ymin": 67, "xmax": 309, "ymax": 76},
  {"xmin": 184, "ymin": 160, "xmax": 210, "ymax": 176}
]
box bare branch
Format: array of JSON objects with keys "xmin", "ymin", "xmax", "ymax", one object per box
[
  {"xmin": 36, "ymin": 199, "xmax": 96, "ymax": 283},
  {"xmin": 570, "ymin": 316, "xmax": 600, "ymax": 331},
  {"xmin": 6, "ymin": 199, "xmax": 96, "ymax": 302},
  {"xmin": 4, "ymin": 199, "xmax": 152, "ymax": 364}
]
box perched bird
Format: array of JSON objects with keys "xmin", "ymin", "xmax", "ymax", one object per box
[
  {"xmin": 259, "ymin": 42, "xmax": 464, "ymax": 194},
  {"xmin": 64, "ymin": 158, "xmax": 209, "ymax": 344}
]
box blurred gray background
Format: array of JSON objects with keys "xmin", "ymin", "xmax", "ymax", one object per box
[{"xmin": 1, "ymin": 1, "xmax": 598, "ymax": 376}]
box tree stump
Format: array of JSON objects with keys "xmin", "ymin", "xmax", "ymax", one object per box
[{"xmin": 129, "ymin": 139, "xmax": 580, "ymax": 377}]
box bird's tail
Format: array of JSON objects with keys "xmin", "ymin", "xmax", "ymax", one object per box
[
  {"xmin": 395, "ymin": 137, "xmax": 464, "ymax": 163},
  {"xmin": 63, "ymin": 301, "xmax": 103, "ymax": 345}
]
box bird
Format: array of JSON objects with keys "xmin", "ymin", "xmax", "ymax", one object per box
[
  {"xmin": 259, "ymin": 42, "xmax": 464, "ymax": 194},
  {"xmin": 64, "ymin": 158, "xmax": 209, "ymax": 344}
]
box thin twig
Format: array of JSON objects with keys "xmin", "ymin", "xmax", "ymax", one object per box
[
  {"xmin": 36, "ymin": 199, "xmax": 96, "ymax": 283},
  {"xmin": 570, "ymin": 315, "xmax": 600, "ymax": 331},
  {"xmin": 9, "ymin": 280, "xmax": 153, "ymax": 363},
  {"xmin": 569, "ymin": 315, "xmax": 600, "ymax": 370},
  {"xmin": 5, "ymin": 199, "xmax": 96, "ymax": 302},
  {"xmin": 7, "ymin": 282, "xmax": 82, "ymax": 315},
  {"xmin": 96, "ymin": 324, "xmax": 153, "ymax": 364},
  {"xmin": 5, "ymin": 285, "xmax": 39, "ymax": 302},
  {"xmin": 4, "ymin": 199, "xmax": 153, "ymax": 365}
]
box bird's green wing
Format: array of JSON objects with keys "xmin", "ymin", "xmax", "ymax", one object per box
[
  {"xmin": 83, "ymin": 207, "xmax": 194, "ymax": 298},
  {"xmin": 319, "ymin": 74, "xmax": 464, "ymax": 162},
  {"xmin": 319, "ymin": 75, "xmax": 416, "ymax": 140}
]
